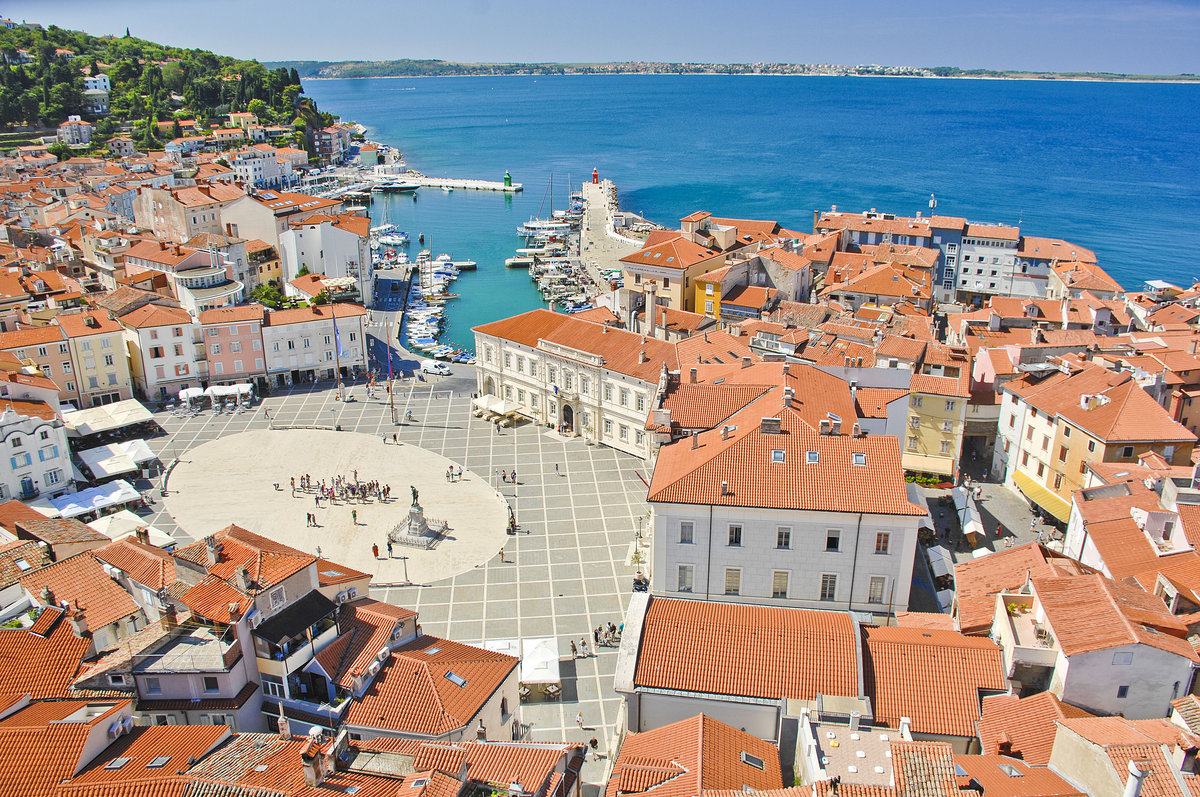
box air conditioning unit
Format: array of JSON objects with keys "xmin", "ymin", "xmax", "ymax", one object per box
[
  {"xmin": 336, "ymin": 591, "xmax": 349, "ymax": 605},
  {"xmin": 367, "ymin": 661, "xmax": 380, "ymax": 677},
  {"xmin": 121, "ymin": 716, "xmax": 135, "ymax": 734},
  {"xmin": 245, "ymin": 608, "xmax": 261, "ymax": 628},
  {"xmin": 376, "ymin": 647, "xmax": 389, "ymax": 663},
  {"xmin": 107, "ymin": 720, "xmax": 124, "ymax": 739}
]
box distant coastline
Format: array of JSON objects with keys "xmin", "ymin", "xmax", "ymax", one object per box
[{"xmin": 271, "ymin": 59, "xmax": 1200, "ymax": 84}]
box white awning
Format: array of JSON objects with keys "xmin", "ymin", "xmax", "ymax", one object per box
[
  {"xmin": 87, "ymin": 509, "xmax": 176, "ymax": 550},
  {"xmin": 49, "ymin": 480, "xmax": 141, "ymax": 518},
  {"xmin": 482, "ymin": 638, "xmax": 520, "ymax": 658},
  {"xmin": 927, "ymin": 545, "xmax": 954, "ymax": 579},
  {"xmin": 61, "ymin": 399, "xmax": 154, "ymax": 437},
  {"xmin": 520, "ymin": 637, "xmax": 561, "ymax": 685},
  {"xmin": 952, "ymin": 486, "xmax": 986, "ymax": 538},
  {"xmin": 178, "ymin": 387, "xmax": 204, "ymax": 402},
  {"xmin": 77, "ymin": 439, "xmax": 157, "ymax": 480}
]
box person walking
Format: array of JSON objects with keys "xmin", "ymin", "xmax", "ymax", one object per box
[
  {"xmin": 569, "ymin": 640, "xmax": 578, "ymax": 658},
  {"xmin": 555, "ymin": 463, "xmax": 560, "ymax": 476},
  {"xmin": 386, "ymin": 539, "xmax": 394, "ymax": 558},
  {"xmin": 372, "ymin": 543, "xmax": 380, "ymax": 559},
  {"xmin": 576, "ymin": 712, "xmax": 584, "ymax": 730},
  {"xmin": 593, "ymin": 627, "xmax": 600, "ymax": 646},
  {"xmin": 393, "ymin": 433, "xmax": 398, "ymax": 444},
  {"xmin": 497, "ymin": 548, "xmax": 506, "ymax": 563},
  {"xmin": 589, "ymin": 737, "xmax": 599, "ymax": 760},
  {"xmin": 579, "ymin": 638, "xmax": 589, "ymax": 658},
  {"xmin": 511, "ymin": 469, "xmax": 517, "ymax": 484},
  {"xmin": 351, "ymin": 509, "xmax": 358, "ymax": 525}
]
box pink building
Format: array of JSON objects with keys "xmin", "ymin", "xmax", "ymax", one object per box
[{"xmin": 197, "ymin": 305, "xmax": 266, "ymax": 387}]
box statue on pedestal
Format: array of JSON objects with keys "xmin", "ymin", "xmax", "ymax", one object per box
[{"xmin": 411, "ymin": 485, "xmax": 419, "ymax": 506}]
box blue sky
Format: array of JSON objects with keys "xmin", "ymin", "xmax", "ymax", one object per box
[{"xmin": 12, "ymin": 0, "xmax": 1200, "ymax": 73}]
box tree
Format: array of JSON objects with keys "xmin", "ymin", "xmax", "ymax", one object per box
[
  {"xmin": 311, "ymin": 289, "xmax": 329, "ymax": 305},
  {"xmin": 296, "ymin": 264, "xmax": 310, "ymax": 277},
  {"xmin": 47, "ymin": 142, "xmax": 71, "ymax": 161},
  {"xmin": 140, "ymin": 112, "xmax": 158, "ymax": 149},
  {"xmin": 246, "ymin": 98, "xmax": 267, "ymax": 119}
]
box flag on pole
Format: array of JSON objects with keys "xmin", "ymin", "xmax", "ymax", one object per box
[{"xmin": 333, "ymin": 320, "xmax": 345, "ymax": 357}]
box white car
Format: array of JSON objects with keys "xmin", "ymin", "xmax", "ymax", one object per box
[{"xmin": 421, "ymin": 360, "xmax": 451, "ymax": 376}]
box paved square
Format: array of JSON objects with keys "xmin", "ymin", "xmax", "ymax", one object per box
[{"xmin": 140, "ymin": 377, "xmax": 648, "ymax": 782}]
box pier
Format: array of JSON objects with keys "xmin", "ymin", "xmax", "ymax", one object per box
[
  {"xmin": 392, "ymin": 174, "xmax": 523, "ymax": 193},
  {"xmin": 578, "ymin": 180, "xmax": 646, "ymax": 280}
]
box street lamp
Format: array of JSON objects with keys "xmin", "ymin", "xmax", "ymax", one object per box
[{"xmin": 397, "ymin": 555, "xmax": 409, "ymax": 585}]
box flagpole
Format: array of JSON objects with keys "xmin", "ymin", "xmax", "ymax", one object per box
[{"xmin": 332, "ymin": 301, "xmax": 342, "ymax": 391}]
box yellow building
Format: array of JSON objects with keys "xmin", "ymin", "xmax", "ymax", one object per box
[
  {"xmin": 903, "ymin": 372, "xmax": 970, "ymax": 477},
  {"xmin": 693, "ymin": 266, "xmax": 730, "ymax": 321}
]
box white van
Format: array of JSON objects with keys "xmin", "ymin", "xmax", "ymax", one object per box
[{"xmin": 421, "ymin": 360, "xmax": 451, "ymax": 376}]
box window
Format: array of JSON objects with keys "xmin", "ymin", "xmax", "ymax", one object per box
[
  {"xmin": 771, "ymin": 449, "xmax": 785, "ymax": 463},
  {"xmin": 581, "ymin": 377, "xmax": 589, "ymax": 395},
  {"xmin": 728, "ymin": 524, "xmax": 742, "ymax": 546},
  {"xmin": 777, "ymin": 527, "xmax": 791, "ymax": 549},
  {"xmin": 108, "ymin": 673, "xmax": 127, "ymax": 686},
  {"xmin": 806, "ymin": 451, "xmax": 819, "ymax": 464},
  {"xmin": 771, "ymin": 571, "xmax": 789, "ymax": 599},
  {"xmin": 203, "ymin": 676, "xmax": 220, "ymax": 693},
  {"xmin": 820, "ymin": 574, "xmax": 838, "ymax": 601},
  {"xmin": 868, "ymin": 576, "xmax": 887, "ymax": 604},
  {"xmin": 529, "ymin": 362, "xmax": 537, "ymax": 378},
  {"xmin": 62, "ymin": 361, "xmax": 72, "ymax": 374},
  {"xmin": 1062, "ymin": 425, "xmax": 1071, "ymax": 438},
  {"xmin": 261, "ymin": 674, "xmax": 285, "ymax": 698},
  {"xmin": 269, "ymin": 587, "xmax": 285, "ymax": 609},
  {"xmin": 1053, "ymin": 473, "xmax": 1063, "ymax": 490},
  {"xmin": 907, "ymin": 436, "xmax": 918, "ymax": 451},
  {"xmin": 1121, "ymin": 445, "xmax": 1134, "ymax": 458},
  {"xmin": 909, "ymin": 416, "xmax": 920, "ymax": 430},
  {"xmin": 826, "ymin": 530, "xmax": 840, "ymax": 552},
  {"xmin": 942, "ymin": 420, "xmax": 953, "ymax": 432},
  {"xmin": 604, "ymin": 384, "xmax": 613, "ymax": 401},
  {"xmin": 620, "ymin": 388, "xmax": 629, "ymax": 406},
  {"xmin": 724, "ymin": 568, "xmax": 741, "ymax": 596},
  {"xmin": 1117, "ymin": 685, "xmax": 1129, "ymax": 699},
  {"xmin": 504, "ymin": 353, "xmax": 511, "ymax": 367},
  {"xmin": 10, "ymin": 437, "xmax": 20, "ymax": 448},
  {"xmin": 679, "ymin": 522, "xmax": 694, "ymax": 544},
  {"xmin": 945, "ymin": 400, "xmax": 956, "ymax": 411},
  {"xmin": 207, "ymin": 328, "xmax": 218, "ymax": 337},
  {"xmin": 636, "ymin": 431, "xmax": 645, "ymax": 445},
  {"xmin": 173, "ymin": 344, "xmax": 183, "ymax": 357},
  {"xmin": 619, "ymin": 425, "xmax": 629, "ymax": 441},
  {"xmin": 1036, "ymin": 462, "xmax": 1045, "ymax": 477},
  {"xmin": 852, "ymin": 452, "xmax": 866, "ymax": 466},
  {"xmin": 875, "ymin": 532, "xmax": 890, "ymax": 555},
  {"xmin": 1112, "ymin": 652, "xmax": 1133, "ymax": 665},
  {"xmin": 911, "ymin": 395, "xmax": 923, "ymax": 408},
  {"xmin": 144, "ymin": 677, "xmax": 162, "ymax": 695},
  {"xmin": 211, "ymin": 343, "xmax": 221, "ymax": 355},
  {"xmin": 516, "ymin": 356, "xmax": 524, "ymax": 373},
  {"xmin": 1088, "ymin": 440, "xmax": 1096, "ymax": 452},
  {"xmin": 603, "ymin": 419, "xmax": 613, "ymax": 435},
  {"xmin": 104, "ymin": 354, "xmax": 114, "ymax": 366},
  {"xmin": 940, "ymin": 440, "xmax": 952, "ymax": 454},
  {"xmin": 677, "ymin": 564, "xmax": 694, "ymax": 593}
]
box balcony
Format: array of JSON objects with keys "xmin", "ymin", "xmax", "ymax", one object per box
[
  {"xmin": 261, "ymin": 693, "xmax": 352, "ymax": 727},
  {"xmin": 134, "ymin": 623, "xmax": 242, "ymax": 674},
  {"xmin": 1001, "ymin": 595, "xmax": 1058, "ymax": 671}
]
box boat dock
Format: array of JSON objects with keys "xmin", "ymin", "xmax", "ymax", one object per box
[{"xmin": 395, "ymin": 174, "xmax": 523, "ymax": 193}]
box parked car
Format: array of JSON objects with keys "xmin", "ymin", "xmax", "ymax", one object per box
[{"xmin": 421, "ymin": 360, "xmax": 451, "ymax": 376}]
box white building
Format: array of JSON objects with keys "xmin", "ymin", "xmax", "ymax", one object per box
[
  {"xmin": 957, "ymin": 223, "xmax": 1023, "ymax": 300},
  {"xmin": 0, "ymin": 390, "xmax": 72, "ymax": 501},
  {"xmin": 57, "ymin": 116, "xmax": 92, "ymax": 146},
  {"xmin": 647, "ymin": 391, "xmax": 926, "ymax": 615},
  {"xmin": 228, "ymin": 147, "xmax": 295, "ymax": 190},
  {"xmin": 261, "ymin": 304, "xmax": 367, "ymax": 388},
  {"xmin": 83, "ymin": 74, "xmax": 110, "ymax": 92},
  {"xmin": 119, "ymin": 304, "xmax": 204, "ymax": 401},
  {"xmin": 473, "ymin": 309, "xmax": 687, "ymax": 460},
  {"xmin": 278, "ymin": 213, "xmax": 371, "ymax": 301}
]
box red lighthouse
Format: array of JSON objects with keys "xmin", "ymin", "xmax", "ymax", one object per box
[{"xmin": 592, "ymin": 168, "xmax": 599, "ymax": 184}]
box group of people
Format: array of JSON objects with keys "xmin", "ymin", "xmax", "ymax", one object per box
[
  {"xmin": 292, "ymin": 472, "xmax": 394, "ymax": 506},
  {"xmin": 445, "ymin": 466, "xmax": 464, "ymax": 482},
  {"xmin": 568, "ymin": 622, "xmax": 622, "ymax": 658},
  {"xmin": 499, "ymin": 469, "xmax": 518, "ymax": 484}
]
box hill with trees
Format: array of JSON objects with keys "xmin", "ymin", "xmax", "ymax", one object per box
[{"xmin": 0, "ymin": 22, "xmax": 335, "ymax": 144}]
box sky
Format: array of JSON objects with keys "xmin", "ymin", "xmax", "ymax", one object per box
[{"xmin": 11, "ymin": 0, "xmax": 1200, "ymax": 74}]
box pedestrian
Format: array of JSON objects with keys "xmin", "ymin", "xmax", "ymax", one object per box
[
  {"xmin": 502, "ymin": 471, "xmax": 508, "ymax": 483},
  {"xmin": 316, "ymin": 546, "xmax": 322, "ymax": 558},
  {"xmin": 580, "ymin": 638, "xmax": 589, "ymax": 657},
  {"xmin": 372, "ymin": 543, "xmax": 380, "ymax": 559},
  {"xmin": 497, "ymin": 548, "xmax": 505, "ymax": 563},
  {"xmin": 315, "ymin": 496, "xmax": 320, "ymax": 507},
  {"xmin": 576, "ymin": 712, "xmax": 584, "ymax": 730},
  {"xmin": 589, "ymin": 737, "xmax": 599, "ymax": 760},
  {"xmin": 570, "ymin": 640, "xmax": 578, "ymax": 657},
  {"xmin": 351, "ymin": 509, "xmax": 358, "ymax": 525},
  {"xmin": 383, "ymin": 435, "xmax": 388, "ymax": 444},
  {"xmin": 555, "ymin": 463, "xmax": 560, "ymax": 476},
  {"xmin": 593, "ymin": 627, "xmax": 600, "ymax": 646},
  {"xmin": 305, "ymin": 512, "xmax": 311, "ymax": 527},
  {"xmin": 387, "ymin": 540, "xmax": 393, "ymax": 557},
  {"xmin": 393, "ymin": 433, "xmax": 398, "ymax": 444},
  {"xmin": 511, "ymin": 469, "xmax": 516, "ymax": 484}
]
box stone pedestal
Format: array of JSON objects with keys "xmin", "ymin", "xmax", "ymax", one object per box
[{"xmin": 389, "ymin": 502, "xmax": 445, "ymax": 549}]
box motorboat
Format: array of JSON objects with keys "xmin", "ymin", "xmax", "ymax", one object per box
[
  {"xmin": 379, "ymin": 232, "xmax": 409, "ymax": 246},
  {"xmin": 518, "ymin": 218, "xmax": 572, "ymax": 237},
  {"xmin": 373, "ymin": 181, "xmax": 421, "ymax": 193}
]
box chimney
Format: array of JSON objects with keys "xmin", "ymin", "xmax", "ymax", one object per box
[
  {"xmin": 647, "ymin": 282, "xmax": 658, "ymax": 339},
  {"xmin": 760, "ymin": 417, "xmax": 781, "ymax": 434},
  {"xmin": 134, "ymin": 526, "xmax": 150, "ymax": 545},
  {"xmin": 639, "ymin": 349, "xmax": 647, "ymax": 364},
  {"xmin": 691, "ymin": 431, "xmax": 699, "ymax": 449},
  {"xmin": 1124, "ymin": 760, "xmax": 1149, "ymax": 797},
  {"xmin": 205, "ymin": 536, "xmax": 220, "ymax": 567},
  {"xmin": 721, "ymin": 425, "xmax": 732, "ymax": 440},
  {"xmin": 276, "ymin": 704, "xmax": 291, "ymax": 739},
  {"xmin": 819, "ymin": 419, "xmax": 831, "ymax": 435},
  {"xmin": 236, "ymin": 566, "xmax": 252, "ymax": 592},
  {"xmin": 782, "ymin": 363, "xmax": 789, "ymax": 375},
  {"xmin": 40, "ymin": 585, "xmax": 55, "ymax": 607},
  {"xmin": 783, "ymin": 387, "xmax": 794, "ymax": 408},
  {"xmin": 301, "ymin": 741, "xmax": 326, "ymax": 788},
  {"xmin": 476, "ymin": 720, "xmax": 487, "ymax": 740},
  {"xmin": 812, "ymin": 209, "xmax": 819, "ymax": 232},
  {"xmin": 741, "ymin": 356, "xmax": 751, "ymax": 369},
  {"xmin": 830, "ymin": 416, "xmax": 842, "ymax": 436},
  {"xmin": 158, "ymin": 240, "xmax": 166, "ymax": 250},
  {"xmin": 689, "ymin": 367, "xmax": 698, "ymax": 383},
  {"xmin": 68, "ymin": 602, "xmax": 88, "ymax": 638},
  {"xmin": 898, "ymin": 717, "xmax": 912, "ymax": 740},
  {"xmin": 852, "ymin": 423, "xmax": 861, "ymax": 438},
  {"xmin": 849, "ymin": 711, "xmax": 861, "ymax": 731},
  {"xmin": 720, "ymin": 480, "xmax": 729, "ymax": 496},
  {"xmin": 160, "ymin": 603, "xmax": 178, "ymax": 632}
]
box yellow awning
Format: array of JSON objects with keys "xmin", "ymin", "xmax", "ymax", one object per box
[
  {"xmin": 1012, "ymin": 470, "xmax": 1072, "ymax": 523},
  {"xmin": 902, "ymin": 452, "xmax": 956, "ymax": 477}
]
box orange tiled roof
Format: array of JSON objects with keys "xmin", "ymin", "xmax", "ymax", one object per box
[
  {"xmin": 344, "ymin": 635, "xmax": 518, "ymax": 736},
  {"xmin": 93, "ymin": 538, "xmax": 176, "ymax": 592},
  {"xmin": 265, "ymin": 303, "xmax": 367, "ymax": 326},
  {"xmin": 117, "ymin": 303, "xmax": 191, "ymax": 329},
  {"xmin": 952, "ymin": 542, "xmax": 1091, "ymax": 635},
  {"xmin": 977, "ymin": 692, "xmax": 1094, "ymax": 765},
  {"xmin": 20, "ymin": 553, "xmax": 141, "ymax": 634},
  {"xmin": 605, "ymin": 714, "xmax": 783, "ymax": 797},
  {"xmin": 64, "ymin": 724, "xmax": 230, "ymax": 792},
  {"xmin": 621, "ymin": 235, "xmax": 725, "ymax": 271},
  {"xmin": 313, "ymin": 598, "xmax": 416, "ymax": 689},
  {"xmin": 198, "ymin": 305, "xmax": 264, "ymax": 325},
  {"xmin": 0, "ymin": 539, "xmax": 51, "ymax": 588},
  {"xmin": 862, "ymin": 626, "xmax": 1006, "ymax": 738},
  {"xmin": 0, "ymin": 613, "xmax": 90, "ymax": 698},
  {"xmin": 632, "ymin": 597, "xmax": 859, "ymax": 701},
  {"xmin": 951, "ymin": 755, "xmax": 1084, "ymax": 797},
  {"xmin": 889, "ymin": 740, "xmax": 959, "ymax": 797}
]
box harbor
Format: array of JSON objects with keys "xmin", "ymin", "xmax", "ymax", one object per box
[{"xmin": 398, "ymin": 172, "xmax": 523, "ymax": 193}]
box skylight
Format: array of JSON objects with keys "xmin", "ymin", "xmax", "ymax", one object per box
[
  {"xmin": 740, "ymin": 752, "xmax": 765, "ymax": 770},
  {"xmin": 105, "ymin": 758, "xmax": 132, "ymax": 771},
  {"xmin": 997, "ymin": 764, "xmax": 1023, "ymax": 777},
  {"xmin": 146, "ymin": 756, "xmax": 171, "ymax": 769},
  {"xmin": 445, "ymin": 672, "xmax": 468, "ymax": 687},
  {"xmin": 425, "ymin": 647, "xmax": 442, "ymax": 655},
  {"xmin": 771, "ymin": 450, "xmax": 785, "ymax": 464},
  {"xmin": 852, "ymin": 453, "xmax": 866, "ymax": 466},
  {"xmin": 806, "ymin": 451, "xmax": 819, "ymax": 464}
]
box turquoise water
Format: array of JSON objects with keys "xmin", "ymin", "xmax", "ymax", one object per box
[{"xmin": 304, "ymin": 75, "xmax": 1200, "ymax": 349}]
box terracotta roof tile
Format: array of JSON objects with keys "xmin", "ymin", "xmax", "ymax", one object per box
[
  {"xmin": 0, "ymin": 614, "xmax": 89, "ymax": 698},
  {"xmin": 313, "ymin": 598, "xmax": 416, "ymax": 689},
  {"xmin": 345, "ymin": 635, "xmax": 518, "ymax": 736},
  {"xmin": 20, "ymin": 553, "xmax": 141, "ymax": 633},
  {"xmin": 862, "ymin": 627, "xmax": 1006, "ymax": 738},
  {"xmin": 889, "ymin": 740, "xmax": 958, "ymax": 797},
  {"xmin": 632, "ymin": 597, "xmax": 859, "ymax": 701},
  {"xmin": 93, "ymin": 538, "xmax": 177, "ymax": 592},
  {"xmin": 951, "ymin": 755, "xmax": 1084, "ymax": 796},
  {"xmin": 978, "ymin": 692, "xmax": 1094, "ymax": 765},
  {"xmin": 952, "ymin": 542, "xmax": 1091, "ymax": 635}
]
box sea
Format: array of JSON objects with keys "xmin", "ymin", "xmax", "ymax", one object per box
[{"xmin": 302, "ymin": 75, "xmax": 1200, "ymax": 351}]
